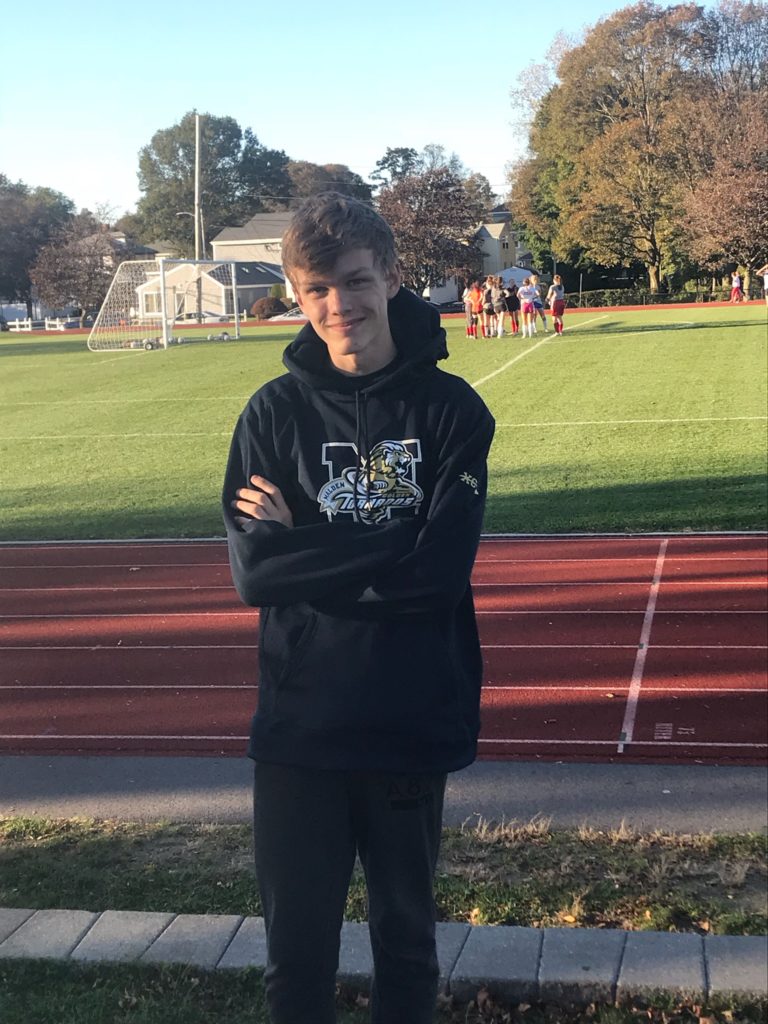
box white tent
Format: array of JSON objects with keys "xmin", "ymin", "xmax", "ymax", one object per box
[{"xmin": 499, "ymin": 265, "xmax": 538, "ymax": 287}]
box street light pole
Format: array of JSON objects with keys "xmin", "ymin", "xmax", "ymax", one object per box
[{"xmin": 194, "ymin": 113, "xmax": 201, "ymax": 263}]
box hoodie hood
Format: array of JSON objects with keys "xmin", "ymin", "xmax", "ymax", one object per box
[{"xmin": 282, "ymin": 287, "xmax": 449, "ymax": 396}]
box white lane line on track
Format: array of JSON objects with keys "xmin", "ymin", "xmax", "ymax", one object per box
[
  {"xmin": 1, "ymin": 684, "xmax": 765, "ymax": 692},
  {"xmin": 1, "ymin": 685, "xmax": 764, "ymax": 694},
  {"xmin": 476, "ymin": 610, "xmax": 767, "ymax": 615},
  {"xmin": 4, "ymin": 735, "xmax": 762, "ymax": 749},
  {"xmin": 478, "ymin": 738, "xmax": 767, "ymax": 748},
  {"xmin": 618, "ymin": 539, "xmax": 668, "ymax": 753},
  {"xmin": 0, "ymin": 565, "xmax": 228, "ymax": 573},
  {"xmin": 0, "ymin": 735, "xmax": 247, "ymax": 741},
  {"xmin": 2, "ymin": 645, "xmax": 257, "ymax": 650},
  {"xmin": 473, "ymin": 555, "xmax": 768, "ymax": 562},
  {"xmin": 482, "ymin": 644, "xmax": 767, "ymax": 650},
  {"xmin": 470, "ymin": 315, "xmax": 611, "ymax": 389}
]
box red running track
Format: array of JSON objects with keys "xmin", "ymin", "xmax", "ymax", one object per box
[{"xmin": 0, "ymin": 535, "xmax": 766, "ymax": 765}]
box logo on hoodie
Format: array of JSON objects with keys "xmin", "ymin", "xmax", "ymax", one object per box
[{"xmin": 317, "ymin": 440, "xmax": 423, "ymax": 525}]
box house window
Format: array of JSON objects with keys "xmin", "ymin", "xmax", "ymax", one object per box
[
  {"xmin": 502, "ymin": 240, "xmax": 509, "ymax": 250},
  {"xmin": 144, "ymin": 292, "xmax": 162, "ymax": 313}
]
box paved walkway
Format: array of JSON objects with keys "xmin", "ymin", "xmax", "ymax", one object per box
[
  {"xmin": 1, "ymin": 906, "xmax": 766, "ymax": 1004},
  {"xmin": 3, "ymin": 756, "xmax": 767, "ymax": 832}
]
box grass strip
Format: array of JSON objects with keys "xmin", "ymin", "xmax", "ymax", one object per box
[
  {"xmin": 0, "ymin": 960, "xmax": 765, "ymax": 1023},
  {"xmin": 1, "ymin": 817, "xmax": 765, "ymax": 936}
]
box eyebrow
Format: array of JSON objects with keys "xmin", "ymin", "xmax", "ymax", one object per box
[{"xmin": 302, "ymin": 266, "xmax": 373, "ymax": 286}]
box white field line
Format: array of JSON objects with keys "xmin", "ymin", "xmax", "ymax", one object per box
[
  {"xmin": 6, "ymin": 397, "xmax": 248, "ymax": 406},
  {"xmin": 618, "ymin": 539, "xmax": 668, "ymax": 753},
  {"xmin": 2, "ymin": 432, "xmax": 231, "ymax": 440},
  {"xmin": 470, "ymin": 315, "xmax": 610, "ymax": 388},
  {"xmin": 495, "ymin": 416, "xmax": 766, "ymax": 427}
]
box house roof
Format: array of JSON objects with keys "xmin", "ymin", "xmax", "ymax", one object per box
[
  {"xmin": 213, "ymin": 213, "xmax": 293, "ymax": 243},
  {"xmin": 208, "ymin": 261, "xmax": 285, "ymax": 286},
  {"xmin": 476, "ymin": 221, "xmax": 511, "ymax": 240}
]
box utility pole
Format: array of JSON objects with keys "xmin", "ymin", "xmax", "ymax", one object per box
[{"xmin": 194, "ymin": 113, "xmax": 202, "ymax": 322}]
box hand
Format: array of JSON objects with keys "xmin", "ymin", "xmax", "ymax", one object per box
[{"xmin": 232, "ymin": 475, "xmax": 294, "ymax": 528}]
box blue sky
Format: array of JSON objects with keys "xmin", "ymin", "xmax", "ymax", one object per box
[{"xmin": 2, "ymin": 0, "xmax": 705, "ymax": 216}]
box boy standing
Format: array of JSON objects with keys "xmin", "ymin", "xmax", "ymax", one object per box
[{"xmin": 223, "ymin": 193, "xmax": 495, "ymax": 1024}]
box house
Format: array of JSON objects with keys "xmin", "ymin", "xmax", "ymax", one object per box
[
  {"xmin": 209, "ymin": 210, "xmax": 533, "ymax": 306},
  {"xmin": 135, "ymin": 259, "xmax": 285, "ymax": 319},
  {"xmin": 211, "ymin": 214, "xmax": 294, "ymax": 292}
]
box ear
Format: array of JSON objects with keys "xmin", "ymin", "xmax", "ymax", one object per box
[{"xmin": 386, "ymin": 262, "xmax": 402, "ymax": 300}]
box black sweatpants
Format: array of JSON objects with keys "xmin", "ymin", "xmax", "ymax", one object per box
[{"xmin": 253, "ymin": 762, "xmax": 447, "ymax": 1024}]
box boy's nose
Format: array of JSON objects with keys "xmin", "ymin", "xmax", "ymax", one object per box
[{"xmin": 327, "ymin": 288, "xmax": 350, "ymax": 315}]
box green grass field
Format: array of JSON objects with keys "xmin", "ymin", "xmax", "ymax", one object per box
[{"xmin": 1, "ymin": 305, "xmax": 766, "ymax": 541}]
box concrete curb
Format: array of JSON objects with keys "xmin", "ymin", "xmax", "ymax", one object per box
[{"xmin": 1, "ymin": 907, "xmax": 765, "ymax": 1005}]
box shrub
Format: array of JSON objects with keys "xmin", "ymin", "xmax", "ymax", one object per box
[
  {"xmin": 269, "ymin": 284, "xmax": 286, "ymax": 299},
  {"xmin": 250, "ymin": 297, "xmax": 288, "ymax": 319}
]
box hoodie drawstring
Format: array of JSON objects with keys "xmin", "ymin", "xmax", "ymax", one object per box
[{"xmin": 353, "ymin": 390, "xmax": 371, "ymax": 524}]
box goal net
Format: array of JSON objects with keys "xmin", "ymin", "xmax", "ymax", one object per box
[{"xmin": 87, "ymin": 258, "xmax": 240, "ymax": 352}]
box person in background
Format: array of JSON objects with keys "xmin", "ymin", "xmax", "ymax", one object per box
[
  {"xmin": 468, "ymin": 280, "xmax": 484, "ymax": 338},
  {"xmin": 529, "ymin": 273, "xmax": 549, "ymax": 331},
  {"xmin": 504, "ymin": 280, "xmax": 520, "ymax": 335},
  {"xmin": 756, "ymin": 263, "xmax": 768, "ymax": 307},
  {"xmin": 482, "ymin": 275, "xmax": 496, "ymax": 338},
  {"xmin": 491, "ymin": 276, "xmax": 507, "ymax": 336},
  {"xmin": 546, "ymin": 275, "xmax": 566, "ymax": 335},
  {"xmin": 517, "ymin": 277, "xmax": 537, "ymax": 338},
  {"xmin": 462, "ymin": 282, "xmax": 473, "ymax": 337}
]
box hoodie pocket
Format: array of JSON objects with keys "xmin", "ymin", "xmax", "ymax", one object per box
[{"xmin": 258, "ymin": 605, "xmax": 319, "ymax": 698}]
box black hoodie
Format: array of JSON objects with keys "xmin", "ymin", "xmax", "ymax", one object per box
[{"xmin": 222, "ymin": 288, "xmax": 495, "ymax": 773}]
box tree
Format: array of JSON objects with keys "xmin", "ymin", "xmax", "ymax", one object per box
[
  {"xmin": 377, "ymin": 168, "xmax": 484, "ymax": 295},
  {"xmin": 285, "ymin": 161, "xmax": 372, "ymax": 202},
  {"xmin": 683, "ymin": 115, "xmax": 768, "ymax": 289},
  {"xmin": 463, "ymin": 172, "xmax": 497, "ymax": 215},
  {"xmin": 369, "ymin": 147, "xmax": 421, "ymax": 189},
  {"xmin": 132, "ymin": 111, "xmax": 291, "ymax": 253},
  {"xmin": 509, "ymin": 1, "xmax": 768, "ymax": 292},
  {"xmin": 0, "ymin": 176, "xmax": 75, "ymax": 315},
  {"xmin": 30, "ymin": 213, "xmax": 137, "ymax": 324}
]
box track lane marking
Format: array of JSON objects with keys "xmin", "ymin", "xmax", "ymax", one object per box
[{"xmin": 618, "ymin": 539, "xmax": 669, "ymax": 753}]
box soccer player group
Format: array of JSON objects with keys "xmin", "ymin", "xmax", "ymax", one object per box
[{"xmin": 463, "ymin": 272, "xmax": 566, "ymax": 340}]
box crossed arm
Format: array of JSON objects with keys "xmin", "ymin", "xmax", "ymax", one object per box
[{"xmin": 231, "ymin": 475, "xmax": 294, "ymax": 529}]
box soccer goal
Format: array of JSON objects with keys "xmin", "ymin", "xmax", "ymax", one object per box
[{"xmin": 87, "ymin": 258, "xmax": 241, "ymax": 352}]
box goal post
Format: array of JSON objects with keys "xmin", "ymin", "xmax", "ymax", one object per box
[{"xmin": 87, "ymin": 258, "xmax": 241, "ymax": 352}]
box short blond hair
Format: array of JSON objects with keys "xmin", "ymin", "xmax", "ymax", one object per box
[{"xmin": 281, "ymin": 192, "xmax": 397, "ymax": 286}]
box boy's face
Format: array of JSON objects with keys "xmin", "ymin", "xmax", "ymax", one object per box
[{"xmin": 291, "ymin": 248, "xmax": 401, "ymax": 376}]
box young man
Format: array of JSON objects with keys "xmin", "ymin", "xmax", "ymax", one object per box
[{"xmin": 222, "ymin": 193, "xmax": 495, "ymax": 1024}]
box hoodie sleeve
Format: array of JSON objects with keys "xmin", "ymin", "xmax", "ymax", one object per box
[
  {"xmin": 351, "ymin": 388, "xmax": 495, "ymax": 616},
  {"xmin": 223, "ymin": 400, "xmax": 418, "ymax": 608}
]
